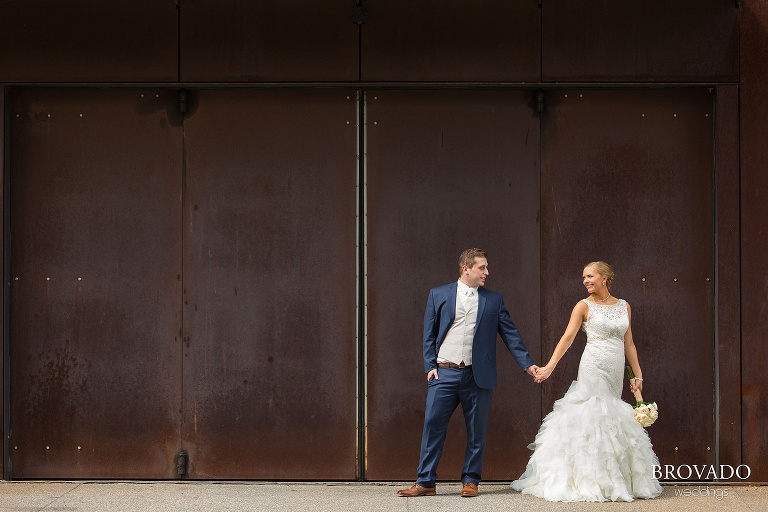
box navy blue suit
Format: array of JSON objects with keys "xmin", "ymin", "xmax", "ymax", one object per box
[{"xmin": 416, "ymin": 282, "xmax": 534, "ymax": 487}]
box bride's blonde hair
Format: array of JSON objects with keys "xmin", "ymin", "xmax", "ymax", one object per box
[{"xmin": 585, "ymin": 261, "xmax": 615, "ymax": 290}]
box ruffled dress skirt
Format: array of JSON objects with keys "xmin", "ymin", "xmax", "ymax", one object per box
[{"xmin": 511, "ymin": 380, "xmax": 662, "ymax": 502}]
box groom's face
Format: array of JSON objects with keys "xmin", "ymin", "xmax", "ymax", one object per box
[{"xmin": 463, "ymin": 257, "xmax": 489, "ymax": 288}]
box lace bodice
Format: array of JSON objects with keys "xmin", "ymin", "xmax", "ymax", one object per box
[
  {"xmin": 581, "ymin": 299, "xmax": 629, "ymax": 342},
  {"xmin": 577, "ymin": 299, "xmax": 629, "ymax": 397}
]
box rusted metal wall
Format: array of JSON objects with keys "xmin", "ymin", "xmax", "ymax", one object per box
[
  {"xmin": 740, "ymin": 0, "xmax": 768, "ymax": 483},
  {"xmin": 361, "ymin": 1, "xmax": 540, "ymax": 81},
  {"xmin": 180, "ymin": 0, "xmax": 358, "ymax": 82},
  {"xmin": 365, "ymin": 90, "xmax": 541, "ymax": 480},
  {"xmin": 540, "ymin": 89, "xmax": 715, "ymax": 477},
  {"xmin": 542, "ymin": 0, "xmax": 739, "ymax": 82},
  {"xmin": 715, "ymin": 85, "xmax": 741, "ymax": 479},
  {"xmin": 0, "ymin": 1, "xmax": 178, "ymax": 82},
  {"xmin": 180, "ymin": 90, "xmax": 358, "ymax": 479},
  {"xmin": 0, "ymin": 0, "xmax": 756, "ymax": 484},
  {"xmin": 9, "ymin": 89, "xmax": 184, "ymax": 478}
]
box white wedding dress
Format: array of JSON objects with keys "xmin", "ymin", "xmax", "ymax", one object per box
[{"xmin": 511, "ymin": 299, "xmax": 662, "ymax": 502}]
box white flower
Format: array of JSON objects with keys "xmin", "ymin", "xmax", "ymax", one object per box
[
  {"xmin": 633, "ymin": 402, "xmax": 659, "ymax": 427},
  {"xmin": 648, "ymin": 402, "xmax": 659, "ymax": 421}
]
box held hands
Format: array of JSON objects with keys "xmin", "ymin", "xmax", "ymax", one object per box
[
  {"xmin": 533, "ymin": 365, "xmax": 554, "ymax": 383},
  {"xmin": 630, "ymin": 377, "xmax": 643, "ymax": 394},
  {"xmin": 526, "ymin": 365, "xmax": 541, "ymax": 383}
]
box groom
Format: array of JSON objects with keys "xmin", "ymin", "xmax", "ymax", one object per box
[{"xmin": 398, "ymin": 248, "xmax": 539, "ymax": 498}]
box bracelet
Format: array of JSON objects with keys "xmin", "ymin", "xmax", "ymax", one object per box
[{"xmin": 631, "ymin": 377, "xmax": 643, "ymax": 381}]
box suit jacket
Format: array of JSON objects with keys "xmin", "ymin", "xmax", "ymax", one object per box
[{"xmin": 423, "ymin": 282, "xmax": 534, "ymax": 389}]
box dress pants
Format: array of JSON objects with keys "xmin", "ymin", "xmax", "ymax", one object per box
[{"xmin": 415, "ymin": 367, "xmax": 493, "ymax": 487}]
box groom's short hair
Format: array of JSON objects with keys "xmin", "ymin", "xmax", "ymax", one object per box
[{"xmin": 458, "ymin": 248, "xmax": 488, "ymax": 275}]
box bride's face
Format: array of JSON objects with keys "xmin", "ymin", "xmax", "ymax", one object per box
[{"xmin": 582, "ymin": 266, "xmax": 605, "ymax": 294}]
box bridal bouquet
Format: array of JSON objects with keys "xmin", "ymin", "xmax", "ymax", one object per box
[{"xmin": 626, "ymin": 366, "xmax": 658, "ymax": 427}]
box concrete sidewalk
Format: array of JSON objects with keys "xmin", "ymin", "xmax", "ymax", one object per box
[{"xmin": 1, "ymin": 481, "xmax": 765, "ymax": 512}]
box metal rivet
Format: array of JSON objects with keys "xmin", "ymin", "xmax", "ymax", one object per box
[
  {"xmin": 14, "ymin": 277, "xmax": 18, "ymax": 281},
  {"xmin": 155, "ymin": 94, "xmax": 159, "ymax": 98},
  {"xmin": 673, "ymin": 278, "xmax": 678, "ymax": 282},
  {"xmin": 78, "ymin": 446, "xmax": 82, "ymax": 450},
  {"xmin": 14, "ymin": 446, "xmax": 18, "ymax": 450},
  {"xmin": 673, "ymin": 114, "xmax": 677, "ymax": 117},
  {"xmin": 141, "ymin": 94, "xmax": 145, "ymax": 97},
  {"xmin": 675, "ymin": 447, "xmax": 679, "ymax": 451},
  {"xmin": 46, "ymin": 277, "xmax": 51, "ymax": 281},
  {"xmin": 346, "ymin": 96, "xmax": 350, "ymax": 100},
  {"xmin": 46, "ymin": 446, "xmax": 50, "ymax": 450},
  {"xmin": 579, "ymin": 94, "xmax": 583, "ymax": 98},
  {"xmin": 641, "ymin": 277, "xmax": 646, "ymax": 282},
  {"xmin": 564, "ymin": 94, "xmax": 568, "ymax": 98},
  {"xmin": 706, "ymin": 277, "xmax": 710, "ymax": 281},
  {"xmin": 346, "ymin": 121, "xmax": 350, "ymax": 125},
  {"xmin": 79, "ymin": 113, "xmax": 83, "ymax": 117},
  {"xmin": 47, "ymin": 114, "xmax": 51, "ymax": 118},
  {"xmin": 705, "ymin": 114, "xmax": 709, "ymax": 117},
  {"xmin": 642, "ymin": 113, "xmax": 645, "ymax": 117},
  {"xmin": 374, "ymin": 121, "xmax": 378, "ymax": 125},
  {"xmin": 707, "ymin": 447, "xmax": 711, "ymax": 451},
  {"xmin": 78, "ymin": 277, "xmax": 82, "ymax": 281}
]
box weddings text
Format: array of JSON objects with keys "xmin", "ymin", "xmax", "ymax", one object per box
[{"xmin": 673, "ymin": 486, "xmax": 728, "ymax": 500}]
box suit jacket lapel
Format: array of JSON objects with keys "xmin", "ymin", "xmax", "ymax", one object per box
[
  {"xmin": 436, "ymin": 283, "xmax": 458, "ymax": 348},
  {"xmin": 447, "ymin": 282, "xmax": 457, "ymax": 323},
  {"xmin": 475, "ymin": 288, "xmax": 487, "ymax": 333}
]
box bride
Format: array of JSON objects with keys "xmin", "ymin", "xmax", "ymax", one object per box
[{"xmin": 511, "ymin": 261, "xmax": 662, "ymax": 502}]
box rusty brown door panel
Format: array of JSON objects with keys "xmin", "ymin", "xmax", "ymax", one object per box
[
  {"xmin": 9, "ymin": 88, "xmax": 184, "ymax": 478},
  {"xmin": 0, "ymin": 1, "xmax": 177, "ymax": 82},
  {"xmin": 361, "ymin": 1, "xmax": 540, "ymax": 81},
  {"xmin": 180, "ymin": 90, "xmax": 358, "ymax": 479},
  {"xmin": 542, "ymin": 0, "xmax": 738, "ymax": 82},
  {"xmin": 741, "ymin": 1, "xmax": 768, "ymax": 482},
  {"xmin": 180, "ymin": 0, "xmax": 359, "ymax": 82},
  {"xmin": 0, "ymin": 85, "xmax": 5, "ymax": 480},
  {"xmin": 365, "ymin": 90, "xmax": 541, "ymax": 480},
  {"xmin": 714, "ymin": 85, "xmax": 741, "ymax": 478},
  {"xmin": 540, "ymin": 89, "xmax": 715, "ymax": 476}
]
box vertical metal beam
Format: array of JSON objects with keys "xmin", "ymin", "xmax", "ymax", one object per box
[{"xmin": 356, "ymin": 90, "xmax": 367, "ymax": 481}]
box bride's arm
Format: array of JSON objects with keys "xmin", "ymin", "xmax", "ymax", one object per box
[
  {"xmin": 623, "ymin": 302, "xmax": 644, "ymax": 393},
  {"xmin": 536, "ymin": 301, "xmax": 588, "ymax": 382}
]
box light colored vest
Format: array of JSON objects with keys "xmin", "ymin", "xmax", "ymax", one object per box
[{"xmin": 437, "ymin": 291, "xmax": 477, "ymax": 365}]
